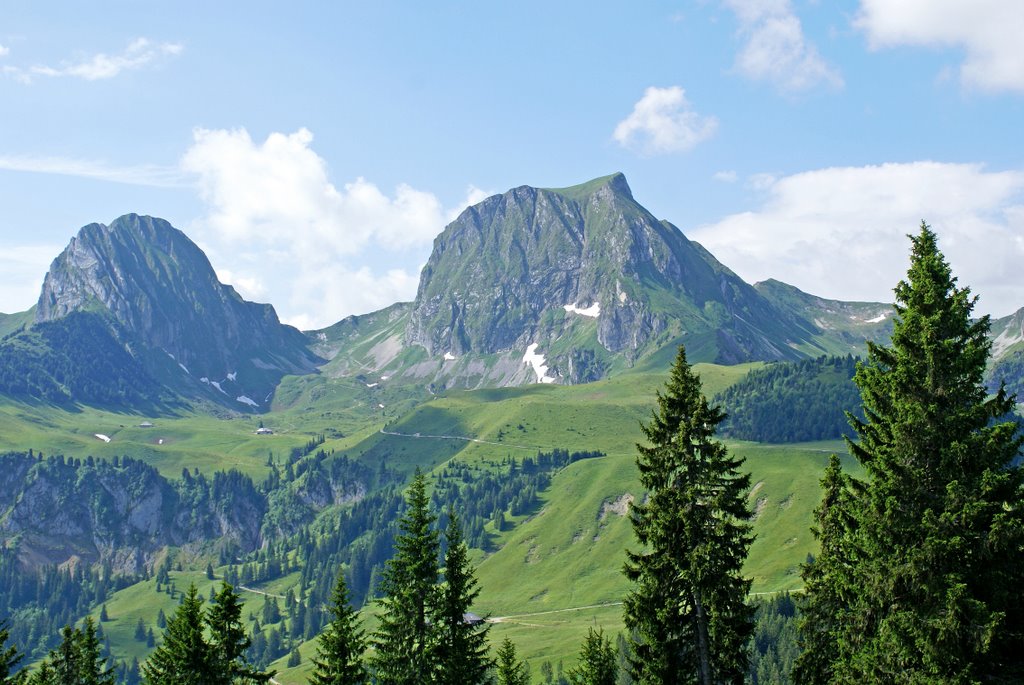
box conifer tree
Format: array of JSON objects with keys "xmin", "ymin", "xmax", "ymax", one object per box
[
  {"xmin": 495, "ymin": 637, "xmax": 530, "ymax": 685},
  {"xmin": 77, "ymin": 618, "xmax": 116, "ymax": 685},
  {"xmin": 369, "ymin": 469, "xmax": 440, "ymax": 684},
  {"xmin": 0, "ymin": 622, "xmax": 23, "ymax": 684},
  {"xmin": 804, "ymin": 223, "xmax": 1024, "ymax": 681},
  {"xmin": 566, "ymin": 627, "xmax": 617, "ymax": 685},
  {"xmin": 434, "ymin": 511, "xmax": 492, "ymax": 684},
  {"xmin": 142, "ymin": 584, "xmax": 215, "ymax": 685},
  {"xmin": 792, "ymin": 454, "xmax": 853, "ymax": 685},
  {"xmin": 207, "ymin": 582, "xmax": 272, "ymax": 684},
  {"xmin": 309, "ymin": 571, "xmax": 368, "ymax": 685},
  {"xmin": 623, "ymin": 345, "xmax": 754, "ymax": 685}
]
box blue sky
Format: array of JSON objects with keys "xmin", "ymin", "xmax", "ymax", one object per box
[{"xmin": 2, "ymin": 1, "xmax": 1023, "ymax": 328}]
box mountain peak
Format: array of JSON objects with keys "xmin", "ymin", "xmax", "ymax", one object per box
[
  {"xmin": 32, "ymin": 214, "xmax": 320, "ymax": 409},
  {"xmin": 544, "ymin": 172, "xmax": 633, "ymax": 202}
]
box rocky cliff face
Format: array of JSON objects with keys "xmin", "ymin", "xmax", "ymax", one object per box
[
  {"xmin": 33, "ymin": 214, "xmax": 320, "ymax": 409},
  {"xmin": 405, "ymin": 173, "xmax": 808, "ymax": 383},
  {"xmin": 0, "ymin": 453, "xmax": 267, "ymax": 573}
]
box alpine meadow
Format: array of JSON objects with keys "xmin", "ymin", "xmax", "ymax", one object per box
[{"xmin": 2, "ymin": 3, "xmax": 1024, "ymax": 684}]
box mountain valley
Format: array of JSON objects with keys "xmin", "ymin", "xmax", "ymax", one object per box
[{"xmin": 0, "ymin": 173, "xmax": 1020, "ymax": 681}]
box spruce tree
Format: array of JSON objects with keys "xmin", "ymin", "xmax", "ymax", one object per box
[
  {"xmin": 369, "ymin": 469, "xmax": 440, "ymax": 685},
  {"xmin": 309, "ymin": 571, "xmax": 368, "ymax": 685},
  {"xmin": 0, "ymin": 622, "xmax": 23, "ymax": 684},
  {"xmin": 805, "ymin": 223, "xmax": 1024, "ymax": 681},
  {"xmin": 207, "ymin": 582, "xmax": 272, "ymax": 684},
  {"xmin": 142, "ymin": 584, "xmax": 216, "ymax": 685},
  {"xmin": 566, "ymin": 627, "xmax": 617, "ymax": 685},
  {"xmin": 77, "ymin": 618, "xmax": 116, "ymax": 685},
  {"xmin": 495, "ymin": 637, "xmax": 530, "ymax": 685},
  {"xmin": 623, "ymin": 345, "xmax": 754, "ymax": 685},
  {"xmin": 792, "ymin": 454, "xmax": 853, "ymax": 685},
  {"xmin": 434, "ymin": 511, "xmax": 492, "ymax": 684}
]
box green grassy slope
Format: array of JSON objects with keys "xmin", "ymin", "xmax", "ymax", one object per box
[{"xmin": 8, "ymin": 360, "xmax": 856, "ymax": 680}]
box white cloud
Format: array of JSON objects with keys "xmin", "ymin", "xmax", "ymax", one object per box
[
  {"xmin": 182, "ymin": 127, "xmax": 478, "ymax": 328},
  {"xmin": 690, "ymin": 162, "xmax": 1024, "ymax": 317},
  {"xmin": 723, "ymin": 0, "xmax": 843, "ymax": 92},
  {"xmin": 714, "ymin": 170, "xmax": 739, "ymax": 183},
  {"xmin": 0, "ymin": 154, "xmax": 184, "ymax": 187},
  {"xmin": 855, "ymin": 1, "xmax": 1024, "ymax": 93},
  {"xmin": 0, "ymin": 44, "xmax": 9, "ymax": 57},
  {"xmin": 613, "ymin": 86, "xmax": 718, "ymax": 155},
  {"xmin": 0, "ymin": 244, "xmax": 63, "ymax": 314},
  {"xmin": 7, "ymin": 38, "xmax": 181, "ymax": 83}
]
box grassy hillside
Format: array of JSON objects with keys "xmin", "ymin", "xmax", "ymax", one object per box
[{"xmin": 4, "ymin": 360, "xmax": 858, "ymax": 680}]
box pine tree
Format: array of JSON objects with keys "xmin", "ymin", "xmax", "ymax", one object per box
[
  {"xmin": 566, "ymin": 627, "xmax": 617, "ymax": 685},
  {"xmin": 434, "ymin": 511, "xmax": 492, "ymax": 684},
  {"xmin": 207, "ymin": 582, "xmax": 273, "ymax": 684},
  {"xmin": 0, "ymin": 622, "xmax": 23, "ymax": 684},
  {"xmin": 792, "ymin": 454, "xmax": 853, "ymax": 685},
  {"xmin": 134, "ymin": 618, "xmax": 147, "ymax": 642},
  {"xmin": 804, "ymin": 223, "xmax": 1024, "ymax": 681},
  {"xmin": 77, "ymin": 618, "xmax": 116, "ymax": 685},
  {"xmin": 369, "ymin": 469, "xmax": 440, "ymax": 685},
  {"xmin": 48, "ymin": 626, "xmax": 80, "ymax": 685},
  {"xmin": 309, "ymin": 571, "xmax": 368, "ymax": 685},
  {"xmin": 623, "ymin": 345, "xmax": 754, "ymax": 685},
  {"xmin": 495, "ymin": 637, "xmax": 530, "ymax": 685},
  {"xmin": 142, "ymin": 584, "xmax": 216, "ymax": 685}
]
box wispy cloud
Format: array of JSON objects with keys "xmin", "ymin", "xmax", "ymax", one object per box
[
  {"xmin": 856, "ymin": 0, "xmax": 1024, "ymax": 93},
  {"xmin": 0, "ymin": 155, "xmax": 185, "ymax": 188},
  {"xmin": 690, "ymin": 161, "xmax": 1024, "ymax": 316},
  {"xmin": 0, "ymin": 44, "xmax": 9, "ymax": 57},
  {"xmin": 613, "ymin": 86, "xmax": 718, "ymax": 155},
  {"xmin": 4, "ymin": 38, "xmax": 182, "ymax": 84},
  {"xmin": 723, "ymin": 0, "xmax": 842, "ymax": 92}
]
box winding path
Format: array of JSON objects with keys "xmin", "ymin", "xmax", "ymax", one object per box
[{"xmin": 379, "ymin": 428, "xmax": 551, "ymax": 452}]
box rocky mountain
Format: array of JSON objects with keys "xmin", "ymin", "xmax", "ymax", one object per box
[
  {"xmin": 317, "ymin": 174, "xmax": 893, "ymax": 390},
  {"xmin": 0, "ymin": 452, "xmax": 266, "ymax": 572},
  {"xmin": 2, "ymin": 214, "xmax": 320, "ymax": 410}
]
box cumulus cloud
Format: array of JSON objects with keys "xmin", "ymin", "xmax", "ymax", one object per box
[
  {"xmin": 0, "ymin": 44, "xmax": 9, "ymax": 57},
  {"xmin": 613, "ymin": 86, "xmax": 718, "ymax": 155},
  {"xmin": 689, "ymin": 162, "xmax": 1024, "ymax": 316},
  {"xmin": 855, "ymin": 1, "xmax": 1024, "ymax": 93},
  {"xmin": 182, "ymin": 127, "xmax": 479, "ymax": 328},
  {"xmin": 723, "ymin": 0, "xmax": 843, "ymax": 92},
  {"xmin": 7, "ymin": 38, "xmax": 181, "ymax": 83}
]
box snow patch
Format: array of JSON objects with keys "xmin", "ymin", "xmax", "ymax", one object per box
[
  {"xmin": 200, "ymin": 377, "xmax": 210, "ymax": 384},
  {"xmin": 523, "ymin": 343, "xmax": 556, "ymax": 384},
  {"xmin": 563, "ymin": 302, "xmax": 600, "ymax": 318},
  {"xmin": 366, "ymin": 382, "xmax": 378, "ymax": 388},
  {"xmin": 443, "ymin": 352, "xmax": 456, "ymax": 361},
  {"xmin": 380, "ymin": 375, "xmax": 390, "ymax": 381},
  {"xmin": 94, "ymin": 434, "xmax": 111, "ymax": 443},
  {"xmin": 227, "ymin": 372, "xmax": 237, "ymax": 381},
  {"xmin": 865, "ymin": 312, "xmax": 889, "ymax": 324},
  {"xmin": 236, "ymin": 395, "xmax": 259, "ymax": 408},
  {"xmin": 178, "ymin": 363, "xmax": 190, "ymax": 375},
  {"xmin": 210, "ymin": 381, "xmax": 227, "ymax": 395},
  {"xmin": 317, "ymin": 332, "xmax": 327, "ymax": 342}
]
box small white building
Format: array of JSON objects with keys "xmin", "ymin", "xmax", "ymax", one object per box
[{"xmin": 255, "ymin": 427, "xmax": 274, "ymax": 435}]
